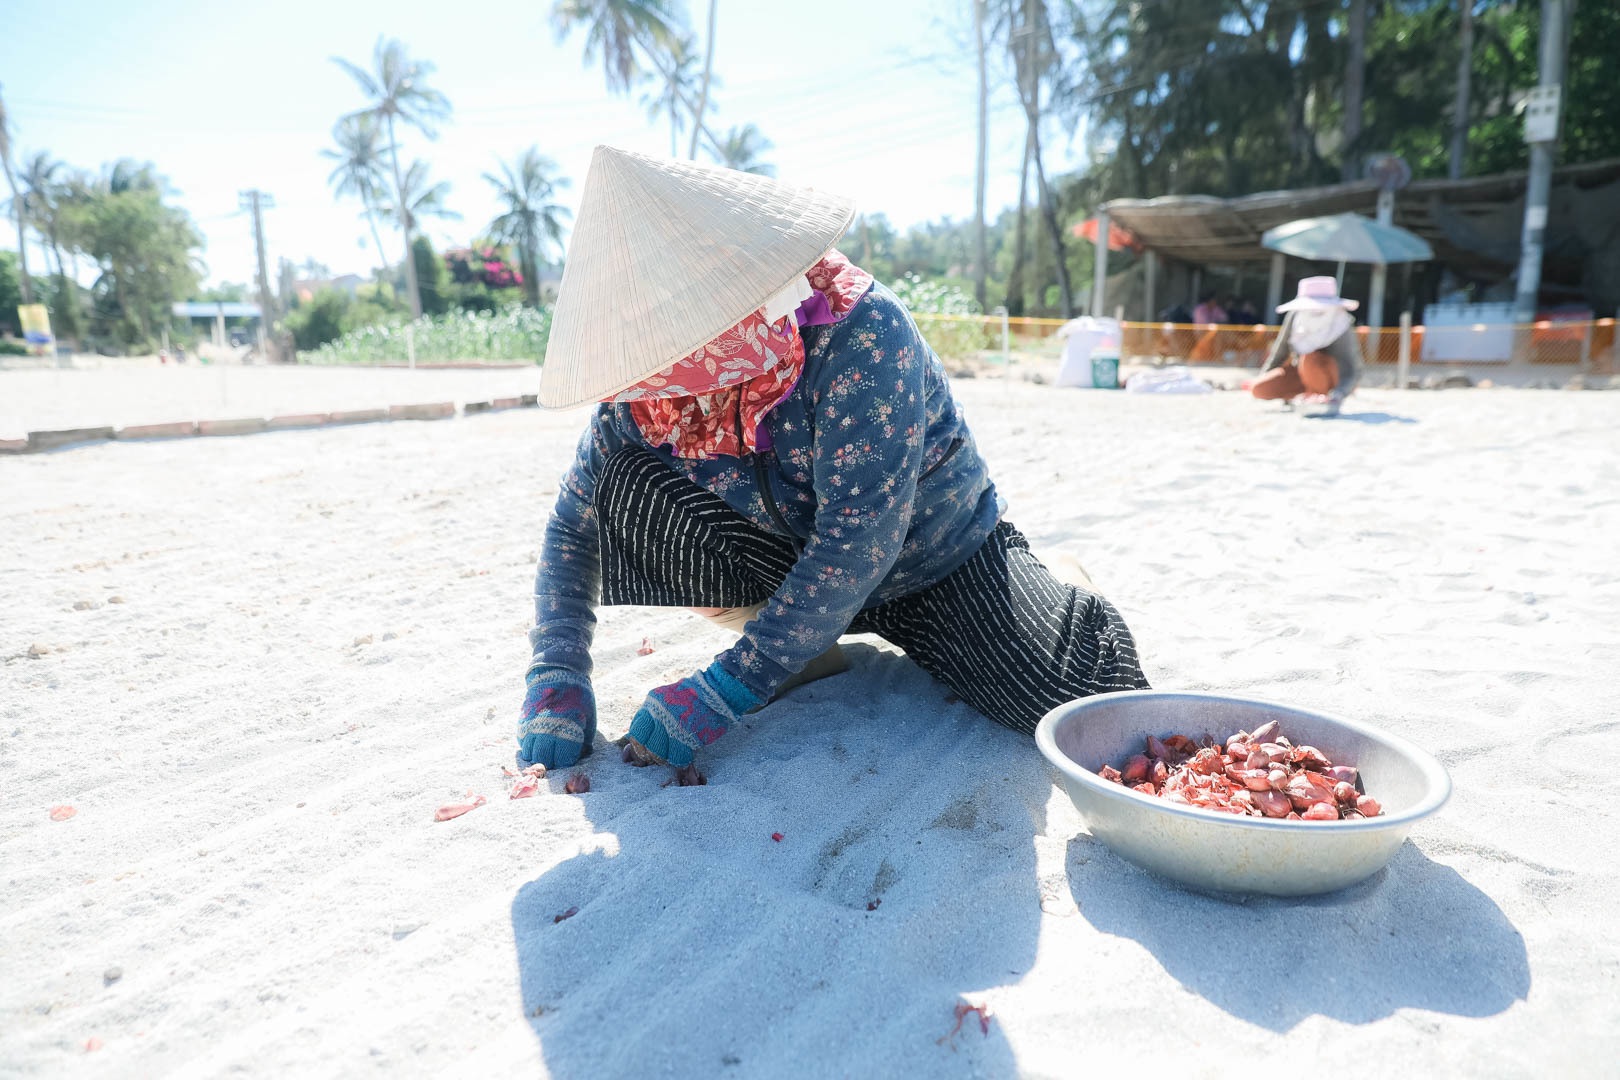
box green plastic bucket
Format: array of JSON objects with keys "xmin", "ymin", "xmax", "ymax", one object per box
[{"xmin": 1090, "ymin": 353, "xmax": 1120, "ymax": 389}]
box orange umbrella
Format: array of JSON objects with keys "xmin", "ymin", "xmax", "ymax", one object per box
[{"xmin": 1072, "ymin": 216, "xmax": 1143, "ymax": 252}]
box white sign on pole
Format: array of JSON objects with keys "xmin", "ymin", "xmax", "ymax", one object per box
[{"xmin": 1523, "ymin": 85, "xmax": 1562, "ymax": 143}]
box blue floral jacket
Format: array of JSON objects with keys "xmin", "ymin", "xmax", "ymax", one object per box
[{"xmin": 528, "ymin": 282, "xmax": 1002, "ymax": 701}]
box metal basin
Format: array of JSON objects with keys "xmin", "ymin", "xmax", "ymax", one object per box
[{"xmin": 1035, "ymin": 690, "xmax": 1451, "ymax": 897}]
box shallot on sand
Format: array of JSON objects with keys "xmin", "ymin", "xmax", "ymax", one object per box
[
  {"xmin": 434, "ymin": 793, "xmax": 487, "ymax": 821},
  {"xmin": 937, "ymin": 1002, "xmax": 994, "ymax": 1047},
  {"xmin": 1096, "ymin": 721, "xmax": 1383, "ymax": 821},
  {"xmin": 507, "ymin": 763, "xmax": 547, "ymax": 799}
]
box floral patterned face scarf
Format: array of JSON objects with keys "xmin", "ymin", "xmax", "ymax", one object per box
[{"xmin": 617, "ymin": 250, "xmax": 873, "ymax": 460}]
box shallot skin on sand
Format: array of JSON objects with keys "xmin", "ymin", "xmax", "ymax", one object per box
[{"xmin": 1097, "ymin": 720, "xmax": 1383, "ymax": 821}]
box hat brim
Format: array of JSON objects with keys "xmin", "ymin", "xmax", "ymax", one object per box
[{"xmin": 1277, "ymin": 296, "xmax": 1360, "ymax": 312}]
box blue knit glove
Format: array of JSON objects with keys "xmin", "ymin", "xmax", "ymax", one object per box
[
  {"xmin": 625, "ymin": 661, "xmax": 764, "ymax": 768},
  {"xmin": 518, "ymin": 666, "xmax": 597, "ymax": 767}
]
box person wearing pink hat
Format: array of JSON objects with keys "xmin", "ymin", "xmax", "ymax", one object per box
[{"xmin": 1251, "ymin": 276, "xmax": 1363, "ymax": 417}]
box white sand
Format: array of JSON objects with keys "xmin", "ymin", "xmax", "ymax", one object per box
[{"xmin": 2, "ymin": 383, "xmax": 1616, "ymax": 1076}]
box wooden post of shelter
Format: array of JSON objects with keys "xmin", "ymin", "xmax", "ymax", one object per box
[
  {"xmin": 1397, "ymin": 311, "xmax": 1413, "ymax": 390},
  {"xmin": 1091, "ymin": 207, "xmax": 1110, "ymax": 319},
  {"xmin": 1368, "ymin": 188, "xmax": 1395, "ymax": 329},
  {"xmin": 1144, "ymin": 249, "xmax": 1157, "ymax": 322},
  {"xmin": 1266, "ymin": 254, "xmax": 1285, "ymax": 322}
]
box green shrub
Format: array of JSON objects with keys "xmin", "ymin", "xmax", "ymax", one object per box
[
  {"xmin": 285, "ymin": 289, "xmax": 353, "ymax": 351},
  {"xmin": 890, "ymin": 273, "xmax": 993, "ymax": 360},
  {"xmin": 0, "ymin": 339, "xmax": 29, "ymax": 356},
  {"xmin": 301, "ymin": 307, "xmax": 551, "ymax": 365}
]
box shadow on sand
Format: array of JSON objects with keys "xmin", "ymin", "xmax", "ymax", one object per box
[
  {"xmin": 1305, "ymin": 410, "xmax": 1419, "ymax": 424},
  {"xmin": 1067, "ymin": 837, "xmax": 1528, "ymax": 1031}
]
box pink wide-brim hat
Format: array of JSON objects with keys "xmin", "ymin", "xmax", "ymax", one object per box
[{"xmin": 1277, "ymin": 275, "xmax": 1360, "ymax": 313}]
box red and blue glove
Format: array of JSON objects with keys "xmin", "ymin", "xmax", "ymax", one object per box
[
  {"xmin": 625, "ymin": 661, "xmax": 763, "ymax": 768},
  {"xmin": 518, "ymin": 666, "xmax": 597, "ymax": 767}
]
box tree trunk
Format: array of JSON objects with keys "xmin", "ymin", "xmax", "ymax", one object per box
[
  {"xmin": 522, "ymin": 222, "xmax": 541, "ymax": 309},
  {"xmin": 1014, "ymin": 0, "xmax": 1071, "ymax": 317},
  {"xmin": 363, "ymin": 201, "xmax": 391, "ymax": 283},
  {"xmin": 4, "ymin": 165, "xmax": 31, "ymax": 304},
  {"xmin": 630, "ymin": 29, "xmax": 722, "ymax": 159},
  {"xmin": 386, "ymin": 113, "xmax": 422, "ymax": 319},
  {"xmin": 522, "ymin": 247, "xmax": 541, "ymax": 309},
  {"xmin": 688, "ymin": 0, "xmax": 719, "ymax": 161},
  {"xmin": 973, "ymin": 0, "xmax": 989, "ymax": 312},
  {"xmin": 1288, "ymin": 11, "xmax": 1312, "ymax": 181},
  {"xmin": 1006, "ymin": 127, "xmax": 1033, "ymax": 318},
  {"xmin": 1449, "ymin": 0, "xmax": 1474, "ymax": 180},
  {"xmin": 1030, "ymin": 123, "xmax": 1073, "ymax": 319},
  {"xmin": 47, "ymin": 228, "xmax": 79, "ymax": 333},
  {"xmin": 1342, "ymin": 0, "xmax": 1368, "ymax": 181}
]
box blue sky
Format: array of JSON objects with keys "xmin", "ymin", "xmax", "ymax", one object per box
[{"xmin": 2, "ymin": 0, "xmax": 1085, "ymax": 289}]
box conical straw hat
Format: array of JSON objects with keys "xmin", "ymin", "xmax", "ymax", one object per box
[{"xmin": 538, "ymin": 145, "xmax": 857, "ymax": 409}]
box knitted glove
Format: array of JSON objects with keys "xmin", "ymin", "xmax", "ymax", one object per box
[
  {"xmin": 625, "ymin": 661, "xmax": 764, "ymax": 768},
  {"xmin": 518, "ymin": 666, "xmax": 597, "ymax": 767}
]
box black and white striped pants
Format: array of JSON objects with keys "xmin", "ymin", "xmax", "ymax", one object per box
[{"xmin": 596, "ymin": 447, "xmax": 1150, "ymax": 735}]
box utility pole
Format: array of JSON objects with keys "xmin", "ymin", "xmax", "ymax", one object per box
[
  {"xmin": 239, "ymin": 189, "xmax": 278, "ymax": 362},
  {"xmin": 1512, "ymin": 0, "xmax": 1570, "ymax": 324}
]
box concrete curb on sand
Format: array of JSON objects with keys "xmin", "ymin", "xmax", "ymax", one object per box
[
  {"xmin": 2, "ymin": 398, "xmax": 538, "ymax": 456},
  {"xmin": 198, "ymin": 418, "xmax": 269, "ymax": 437},
  {"xmin": 326, "ymin": 408, "xmax": 391, "ymax": 426},
  {"xmin": 265, "ymin": 413, "xmax": 332, "ymax": 431},
  {"xmin": 24, "ymin": 427, "xmax": 117, "ymax": 452},
  {"xmin": 388, "ymin": 402, "xmax": 456, "ymax": 421},
  {"xmin": 117, "ymin": 421, "xmax": 201, "ymax": 440}
]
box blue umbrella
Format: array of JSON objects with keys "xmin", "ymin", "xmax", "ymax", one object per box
[{"xmin": 1261, "ymin": 212, "xmax": 1433, "ymax": 265}]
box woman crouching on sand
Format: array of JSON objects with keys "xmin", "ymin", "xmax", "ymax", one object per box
[
  {"xmin": 1250, "ymin": 277, "xmax": 1364, "ymax": 417},
  {"xmin": 517, "ymin": 146, "xmax": 1150, "ymax": 770}
]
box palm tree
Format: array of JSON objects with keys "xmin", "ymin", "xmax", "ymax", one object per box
[
  {"xmin": 333, "ymin": 38, "xmax": 452, "ymax": 318},
  {"xmin": 377, "ymin": 160, "xmax": 459, "ymax": 235},
  {"xmin": 553, "ymin": 0, "xmax": 723, "ymax": 156},
  {"xmin": 19, "ymin": 152, "xmax": 64, "ymax": 281},
  {"xmin": 484, "ymin": 148, "xmax": 571, "ymax": 309},
  {"xmin": 321, "ymin": 114, "xmax": 393, "ymax": 278},
  {"xmin": 688, "ymin": 0, "xmax": 718, "ymax": 160},
  {"xmin": 552, "ymin": 0, "xmax": 681, "ymax": 93},
  {"xmin": 714, "ymin": 124, "xmax": 774, "ymax": 176},
  {"xmin": 18, "ymin": 151, "xmax": 80, "ymax": 332},
  {"xmin": 639, "ymin": 35, "xmax": 704, "ymax": 156},
  {"xmin": 1009, "ymin": 0, "xmax": 1071, "ymax": 317},
  {"xmin": 0, "ymin": 84, "xmax": 32, "ymax": 304},
  {"xmin": 973, "ymin": 0, "xmax": 989, "ymax": 311}
]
